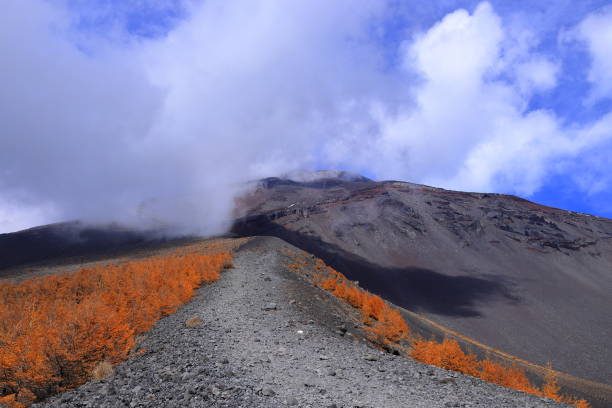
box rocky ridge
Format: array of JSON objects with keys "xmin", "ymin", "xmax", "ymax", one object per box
[
  {"xmin": 232, "ymin": 177, "xmax": 612, "ymax": 388},
  {"xmin": 36, "ymin": 237, "xmax": 569, "ymax": 408}
]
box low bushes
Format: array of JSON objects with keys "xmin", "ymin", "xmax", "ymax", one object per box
[
  {"xmin": 307, "ymin": 256, "xmax": 589, "ymax": 408},
  {"xmin": 411, "ymin": 339, "xmax": 590, "ymax": 407},
  {"xmin": 318, "ymin": 272, "xmax": 409, "ymax": 346},
  {"xmin": 0, "ymin": 251, "xmax": 232, "ymax": 407}
]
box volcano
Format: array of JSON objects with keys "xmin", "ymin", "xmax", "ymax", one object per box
[
  {"xmin": 2, "ymin": 172, "xmax": 611, "ymax": 406},
  {"xmin": 232, "ymin": 171, "xmax": 612, "ymax": 387}
]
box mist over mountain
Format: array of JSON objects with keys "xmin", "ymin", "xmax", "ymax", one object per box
[
  {"xmin": 2, "ymin": 172, "xmax": 611, "ymax": 406},
  {"xmin": 3, "ymin": 171, "xmax": 611, "ymax": 384},
  {"xmin": 2, "ymin": 1, "xmax": 612, "ymax": 234},
  {"xmin": 3, "ymin": 1, "xmax": 612, "ymax": 407}
]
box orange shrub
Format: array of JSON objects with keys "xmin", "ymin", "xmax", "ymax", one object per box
[
  {"xmin": 0, "ymin": 251, "xmax": 232, "ymax": 407},
  {"xmin": 364, "ymin": 302, "xmax": 409, "ymax": 344},
  {"xmin": 541, "ymin": 369, "xmax": 591, "ymax": 408},
  {"xmin": 410, "ymin": 338, "xmax": 479, "ymax": 376},
  {"xmin": 564, "ymin": 397, "xmax": 592, "ymax": 408},
  {"xmin": 292, "ymin": 255, "xmax": 589, "ymax": 408},
  {"xmin": 411, "ymin": 339, "xmax": 589, "ymax": 408},
  {"xmin": 333, "ymin": 283, "xmax": 364, "ymax": 309},
  {"xmin": 542, "ymin": 367, "xmax": 562, "ymax": 400},
  {"xmin": 361, "ymin": 294, "xmax": 385, "ymax": 321},
  {"xmin": 316, "ymin": 269, "xmax": 409, "ymax": 345},
  {"xmin": 320, "ymin": 277, "xmax": 339, "ymax": 291},
  {"xmin": 478, "ymin": 359, "xmax": 539, "ymax": 394},
  {"xmin": 287, "ymin": 263, "xmax": 301, "ymax": 270}
]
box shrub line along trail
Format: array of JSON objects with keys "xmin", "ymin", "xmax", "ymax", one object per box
[
  {"xmin": 0, "ymin": 248, "xmax": 231, "ymax": 406},
  {"xmin": 34, "ymin": 237, "xmax": 571, "ymax": 408}
]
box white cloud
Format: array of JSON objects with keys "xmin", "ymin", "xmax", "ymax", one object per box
[
  {"xmin": 0, "ymin": 197, "xmax": 58, "ymax": 234},
  {"xmin": 514, "ymin": 57, "xmax": 559, "ymax": 93},
  {"xmin": 1, "ymin": 0, "xmax": 612, "ymax": 234},
  {"xmin": 332, "ymin": 2, "xmax": 609, "ymax": 197},
  {"xmin": 407, "ymin": 3, "xmax": 503, "ymax": 85},
  {"xmin": 575, "ymin": 6, "xmax": 612, "ymax": 102},
  {"xmin": 0, "ymin": 0, "xmax": 390, "ymax": 233}
]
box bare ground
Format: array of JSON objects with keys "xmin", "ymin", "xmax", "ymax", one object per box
[{"xmin": 35, "ymin": 236, "xmax": 570, "ymax": 408}]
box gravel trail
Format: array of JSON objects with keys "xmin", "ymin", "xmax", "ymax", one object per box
[{"xmin": 37, "ymin": 236, "xmax": 569, "ymax": 408}]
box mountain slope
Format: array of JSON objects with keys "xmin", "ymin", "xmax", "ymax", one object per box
[
  {"xmin": 232, "ymin": 175, "xmax": 612, "ymax": 386},
  {"xmin": 34, "ymin": 236, "xmax": 570, "ymax": 408},
  {"xmin": 1, "ymin": 173, "xmax": 610, "ymax": 405},
  {"xmin": 0, "ymin": 222, "xmax": 198, "ymax": 281}
]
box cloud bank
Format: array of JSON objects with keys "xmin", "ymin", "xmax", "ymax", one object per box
[
  {"xmin": 575, "ymin": 5, "xmax": 612, "ymax": 103},
  {"xmin": 1, "ymin": 0, "xmax": 611, "ymax": 233},
  {"xmin": 334, "ymin": 2, "xmax": 612, "ymax": 197}
]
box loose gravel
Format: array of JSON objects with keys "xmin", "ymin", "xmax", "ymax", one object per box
[{"xmin": 36, "ymin": 236, "xmax": 569, "ymax": 408}]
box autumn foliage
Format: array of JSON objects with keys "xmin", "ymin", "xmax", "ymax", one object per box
[
  {"xmin": 410, "ymin": 339, "xmax": 590, "ymax": 408},
  {"xmin": 316, "ymin": 266, "xmax": 409, "ymax": 345},
  {"xmin": 0, "ymin": 251, "xmax": 232, "ymax": 407},
  {"xmin": 294, "ymin": 254, "xmax": 589, "ymax": 408}
]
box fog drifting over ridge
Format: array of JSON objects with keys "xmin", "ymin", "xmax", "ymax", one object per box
[{"xmin": 1, "ymin": 0, "xmax": 611, "ymax": 234}]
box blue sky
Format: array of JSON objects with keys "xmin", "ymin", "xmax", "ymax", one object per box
[{"xmin": 1, "ymin": 0, "xmax": 611, "ymax": 233}]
